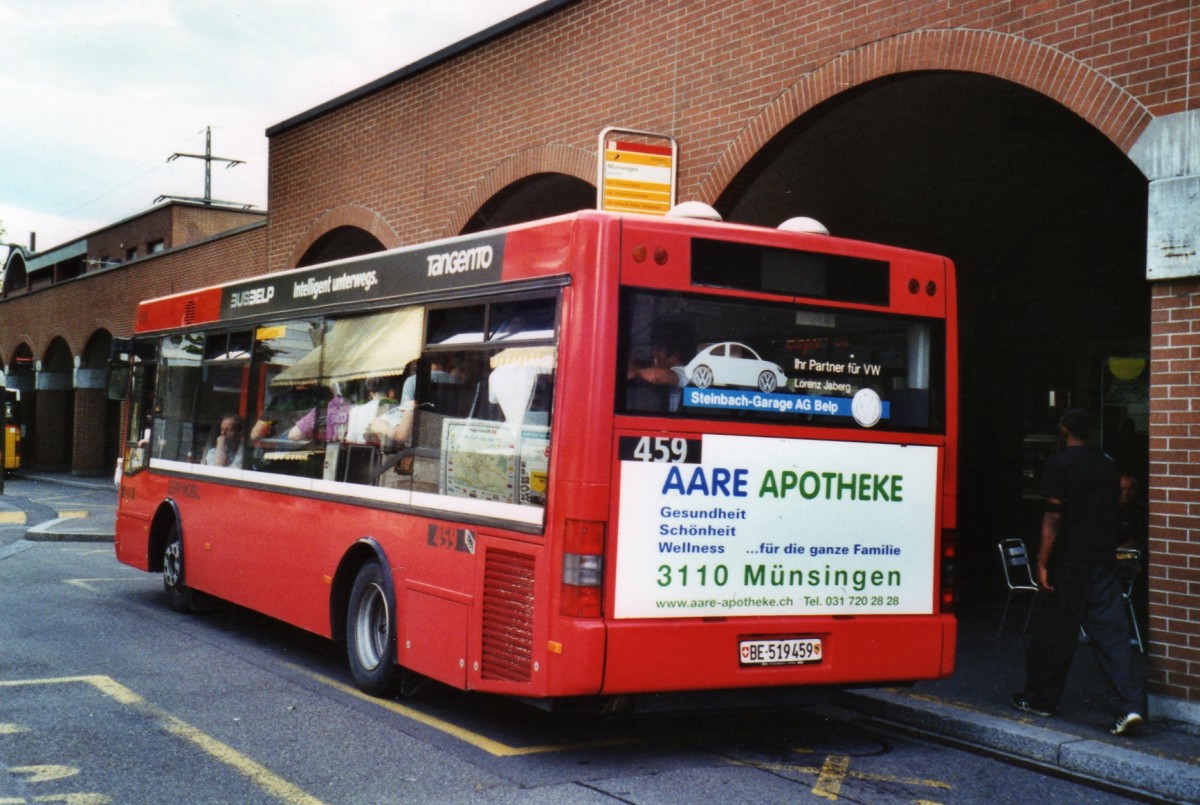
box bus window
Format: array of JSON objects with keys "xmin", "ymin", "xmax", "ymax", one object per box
[
  {"xmin": 618, "ymin": 289, "xmax": 943, "ymax": 431},
  {"xmin": 152, "ymin": 333, "xmax": 204, "ymax": 462},
  {"xmin": 194, "ymin": 331, "xmax": 253, "ymax": 468},
  {"xmin": 488, "ymin": 297, "xmax": 556, "ymax": 341},
  {"xmin": 427, "ymin": 304, "xmax": 485, "ymax": 346},
  {"xmin": 408, "ymin": 296, "xmax": 556, "ymax": 508},
  {"xmin": 250, "ymin": 320, "xmax": 327, "ymax": 478},
  {"xmin": 320, "ymin": 306, "xmax": 423, "ymax": 485}
]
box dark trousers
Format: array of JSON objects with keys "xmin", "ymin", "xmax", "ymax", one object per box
[{"xmin": 1023, "ymin": 559, "xmax": 1145, "ymax": 717}]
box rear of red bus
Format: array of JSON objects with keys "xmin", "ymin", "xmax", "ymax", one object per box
[{"xmin": 540, "ymin": 212, "xmax": 957, "ymax": 702}]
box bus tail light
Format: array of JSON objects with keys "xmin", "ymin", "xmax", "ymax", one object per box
[
  {"xmin": 940, "ymin": 528, "xmax": 957, "ymax": 613},
  {"xmin": 561, "ymin": 519, "xmax": 605, "ymax": 618}
]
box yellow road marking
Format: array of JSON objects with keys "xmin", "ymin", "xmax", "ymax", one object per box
[
  {"xmin": 0, "ymin": 676, "xmax": 325, "ymax": 805},
  {"xmin": 0, "ymin": 723, "xmax": 30, "ymax": 734},
  {"xmin": 731, "ymin": 756, "xmax": 951, "ymax": 800},
  {"xmin": 0, "ymin": 512, "xmax": 26, "ymax": 524},
  {"xmin": 813, "ymin": 755, "xmax": 849, "ymax": 800},
  {"xmin": 56, "ymin": 511, "xmax": 89, "ymax": 519},
  {"xmin": 65, "ymin": 578, "xmax": 131, "ymax": 592},
  {"xmin": 297, "ymin": 666, "xmax": 641, "ymax": 757},
  {"xmin": 0, "ymin": 796, "xmax": 111, "ymax": 804},
  {"xmin": 8, "ymin": 765, "xmax": 79, "ymax": 783}
]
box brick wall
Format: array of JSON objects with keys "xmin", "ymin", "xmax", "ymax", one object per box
[
  {"xmin": 72, "ymin": 387, "xmax": 106, "ymax": 474},
  {"xmin": 84, "ymin": 204, "xmax": 264, "ymax": 268},
  {"xmin": 1150, "ymin": 280, "xmax": 1200, "ymax": 701},
  {"xmin": 0, "ymin": 223, "xmax": 266, "ymax": 363},
  {"xmin": 87, "ymin": 206, "xmax": 174, "ymax": 265},
  {"xmin": 261, "ymin": 0, "xmax": 1199, "ymax": 704},
  {"xmin": 267, "ymin": 0, "xmax": 1194, "ymax": 272},
  {"xmin": 172, "ymin": 207, "xmax": 265, "ymax": 248}
]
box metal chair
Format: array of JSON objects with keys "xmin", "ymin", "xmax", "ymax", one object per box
[
  {"xmin": 998, "ymin": 538, "xmax": 1039, "ymax": 636},
  {"xmin": 1116, "ymin": 547, "xmax": 1144, "ymax": 653}
]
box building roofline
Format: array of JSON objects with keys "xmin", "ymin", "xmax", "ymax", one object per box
[
  {"xmin": 7, "ymin": 219, "xmax": 268, "ymax": 298},
  {"xmin": 22, "ymin": 199, "xmax": 266, "ymax": 262},
  {"xmin": 266, "ymin": 0, "xmax": 577, "ymax": 138}
]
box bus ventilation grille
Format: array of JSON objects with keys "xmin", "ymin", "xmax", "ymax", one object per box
[
  {"xmin": 182, "ymin": 300, "xmax": 197, "ymax": 325},
  {"xmin": 481, "ymin": 548, "xmax": 536, "ymax": 683}
]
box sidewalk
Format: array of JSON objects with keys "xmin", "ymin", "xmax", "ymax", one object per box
[
  {"xmin": 838, "ymin": 604, "xmax": 1200, "ymax": 803},
  {"xmin": 6, "ymin": 470, "xmax": 117, "ymax": 542},
  {"xmin": 7, "ymin": 471, "xmax": 1199, "ymax": 801}
]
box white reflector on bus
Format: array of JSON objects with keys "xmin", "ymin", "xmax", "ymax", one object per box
[
  {"xmin": 666, "ymin": 201, "xmax": 722, "ymax": 221},
  {"xmin": 777, "ymin": 216, "xmax": 829, "ymax": 235}
]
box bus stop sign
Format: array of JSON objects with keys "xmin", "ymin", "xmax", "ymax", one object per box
[{"xmin": 598, "ymin": 127, "xmax": 677, "ymax": 215}]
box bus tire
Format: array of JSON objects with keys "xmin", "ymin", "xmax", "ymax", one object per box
[
  {"xmin": 346, "ymin": 560, "xmax": 398, "ymax": 696},
  {"xmin": 162, "ymin": 524, "xmax": 194, "ymax": 613}
]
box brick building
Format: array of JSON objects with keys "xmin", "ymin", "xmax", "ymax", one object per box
[
  {"xmin": 2, "ymin": 0, "xmax": 1197, "ymax": 712},
  {"xmin": 1, "ymin": 202, "xmax": 265, "ymax": 473}
]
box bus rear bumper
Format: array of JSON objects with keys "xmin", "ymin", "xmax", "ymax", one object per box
[{"xmin": 599, "ymin": 614, "xmax": 956, "ymax": 694}]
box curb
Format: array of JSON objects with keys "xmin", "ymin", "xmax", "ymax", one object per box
[
  {"xmin": 25, "ymin": 517, "xmax": 114, "ymax": 543},
  {"xmin": 837, "ymin": 687, "xmax": 1200, "ymax": 804}
]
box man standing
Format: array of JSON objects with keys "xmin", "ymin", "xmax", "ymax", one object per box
[{"xmin": 1012, "ymin": 408, "xmax": 1146, "ymax": 736}]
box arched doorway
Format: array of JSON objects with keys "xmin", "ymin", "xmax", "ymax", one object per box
[
  {"xmin": 718, "ymin": 71, "xmax": 1149, "ymax": 602},
  {"xmin": 460, "ymin": 173, "xmax": 595, "ymax": 234},
  {"xmin": 38, "ymin": 338, "xmax": 75, "ymax": 471},
  {"xmin": 5, "ymin": 343, "xmax": 35, "ymax": 466},
  {"xmin": 297, "ymin": 226, "xmax": 387, "ymax": 266},
  {"xmin": 78, "ymin": 330, "xmax": 116, "ymax": 475}
]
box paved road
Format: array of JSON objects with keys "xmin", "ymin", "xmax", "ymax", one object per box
[
  {"xmin": 0, "ymin": 473, "xmax": 116, "ymax": 547},
  {"xmin": 2, "ymin": 471, "xmax": 1197, "ymax": 802},
  {"xmin": 1, "ymin": 538, "xmax": 1145, "ymax": 804}
]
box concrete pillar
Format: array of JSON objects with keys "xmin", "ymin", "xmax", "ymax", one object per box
[
  {"xmin": 1130, "ymin": 110, "xmax": 1200, "ymax": 281},
  {"xmin": 72, "ymin": 364, "xmax": 108, "ymax": 476},
  {"xmin": 34, "ymin": 364, "xmax": 72, "ymax": 471}
]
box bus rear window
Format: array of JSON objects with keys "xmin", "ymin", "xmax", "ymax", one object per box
[{"xmin": 619, "ymin": 289, "xmax": 943, "ymax": 432}]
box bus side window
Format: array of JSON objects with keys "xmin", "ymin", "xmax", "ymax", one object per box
[
  {"xmin": 194, "ymin": 331, "xmax": 253, "ymax": 469},
  {"xmin": 123, "ymin": 359, "xmax": 156, "ymax": 475},
  {"xmin": 153, "ymin": 333, "xmax": 204, "ymax": 462},
  {"xmin": 250, "ymin": 320, "xmax": 326, "ymax": 479}
]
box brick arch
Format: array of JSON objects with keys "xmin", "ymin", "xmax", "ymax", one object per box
[
  {"xmin": 698, "ymin": 28, "xmax": 1153, "ymax": 204},
  {"xmin": 81, "ymin": 328, "xmax": 114, "ymax": 369},
  {"xmin": 288, "ymin": 205, "xmax": 402, "ymax": 269},
  {"xmin": 443, "ymin": 143, "xmax": 595, "ymax": 238}
]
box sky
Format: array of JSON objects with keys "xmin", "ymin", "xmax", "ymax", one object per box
[{"xmin": 0, "ymin": 0, "xmax": 543, "ymax": 252}]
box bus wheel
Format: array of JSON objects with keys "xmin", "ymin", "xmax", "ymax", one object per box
[
  {"xmin": 692, "ymin": 365, "xmax": 714, "ymax": 388},
  {"xmin": 162, "ymin": 525, "xmax": 193, "ymax": 613},
  {"xmin": 347, "ymin": 561, "xmax": 398, "ymax": 696}
]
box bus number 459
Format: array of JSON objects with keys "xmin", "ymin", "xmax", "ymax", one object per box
[{"xmin": 623, "ymin": 436, "xmax": 698, "ymax": 463}]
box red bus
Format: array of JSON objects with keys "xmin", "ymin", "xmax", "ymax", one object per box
[{"xmin": 114, "ymin": 209, "xmax": 957, "ymax": 706}]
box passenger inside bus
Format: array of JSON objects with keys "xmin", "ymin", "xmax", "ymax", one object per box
[{"xmin": 202, "ymin": 415, "xmax": 245, "ymax": 467}]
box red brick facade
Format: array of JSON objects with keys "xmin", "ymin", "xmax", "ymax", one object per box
[
  {"xmin": 262, "ymin": 0, "xmax": 1199, "ymax": 706},
  {"xmin": 3, "ymin": 0, "xmax": 1197, "ymax": 707},
  {"xmin": 267, "ymin": 1, "xmax": 1191, "ymax": 270},
  {"xmin": 1, "ymin": 223, "xmax": 266, "ymax": 365},
  {"xmin": 1149, "ymin": 279, "xmax": 1200, "ymax": 701}
]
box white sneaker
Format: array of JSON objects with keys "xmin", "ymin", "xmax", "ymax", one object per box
[{"xmin": 1110, "ymin": 712, "xmax": 1144, "ymax": 736}]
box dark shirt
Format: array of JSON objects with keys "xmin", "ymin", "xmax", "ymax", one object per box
[{"xmin": 1038, "ymin": 444, "xmax": 1121, "ymax": 564}]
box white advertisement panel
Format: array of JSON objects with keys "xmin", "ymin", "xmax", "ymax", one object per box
[{"xmin": 613, "ymin": 434, "xmax": 939, "ymax": 619}]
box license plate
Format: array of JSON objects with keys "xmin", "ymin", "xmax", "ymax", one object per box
[{"xmin": 739, "ymin": 638, "xmax": 822, "ymax": 666}]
